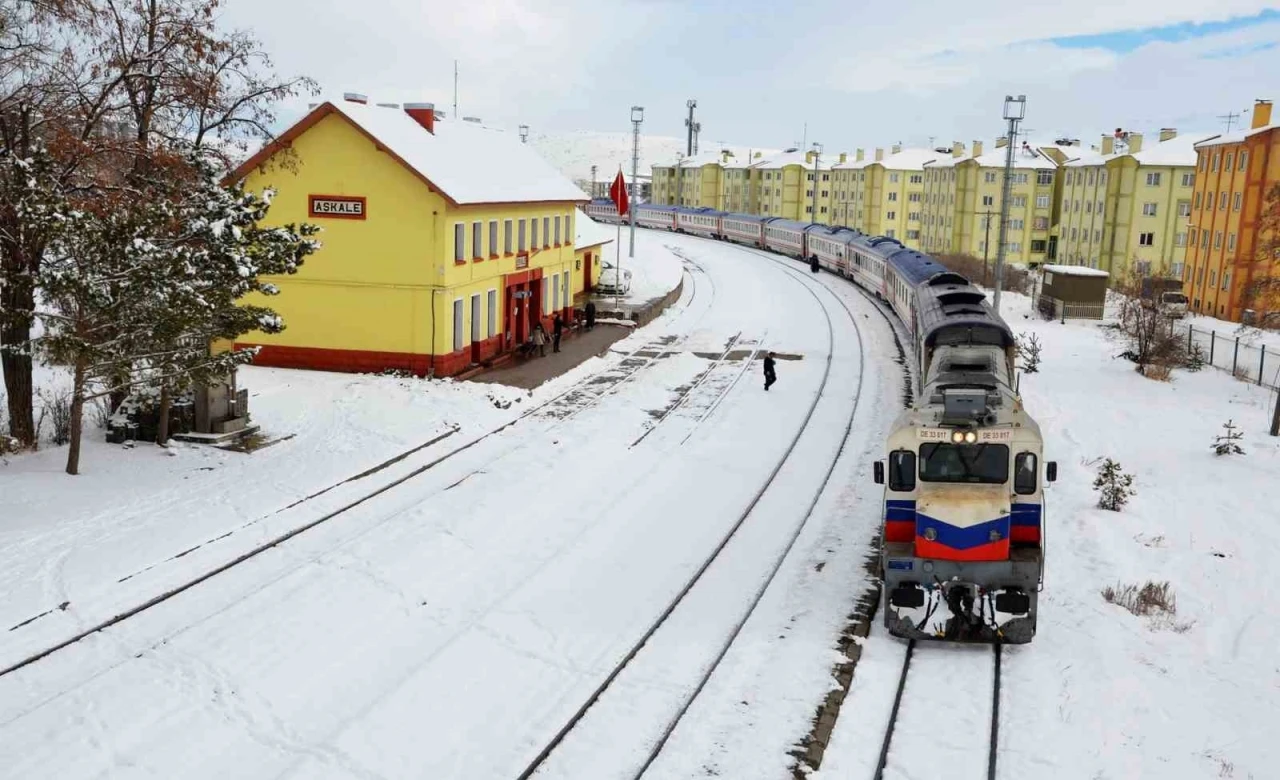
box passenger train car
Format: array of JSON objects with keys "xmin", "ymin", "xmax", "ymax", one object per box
[{"xmin": 584, "ymin": 198, "xmax": 1055, "ymax": 643}]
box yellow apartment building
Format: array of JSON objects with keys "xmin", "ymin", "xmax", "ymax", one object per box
[
  {"xmin": 750, "ymin": 149, "xmax": 831, "ymax": 222},
  {"xmin": 229, "ymin": 93, "xmax": 588, "ymax": 377},
  {"xmin": 922, "ymin": 138, "xmax": 1063, "ymax": 265},
  {"xmin": 833, "ymin": 145, "xmax": 936, "ymax": 245},
  {"xmin": 1059, "ymin": 129, "xmax": 1207, "ymax": 278}
]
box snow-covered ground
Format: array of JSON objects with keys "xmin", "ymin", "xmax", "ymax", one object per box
[
  {"xmin": 3, "ymin": 226, "xmax": 1278, "ymax": 780},
  {"xmin": 592, "ymin": 225, "xmax": 684, "ymax": 304},
  {"xmin": 815, "ymin": 290, "xmax": 1280, "ymax": 780}
]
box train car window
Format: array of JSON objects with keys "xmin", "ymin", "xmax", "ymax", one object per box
[
  {"xmin": 888, "ymin": 450, "xmax": 916, "ymax": 492},
  {"xmin": 1014, "ymin": 452, "xmax": 1038, "ymax": 494},
  {"xmin": 918, "ymin": 443, "xmax": 1009, "ymax": 484}
]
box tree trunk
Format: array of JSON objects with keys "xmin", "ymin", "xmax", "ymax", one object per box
[
  {"xmin": 1271, "ymin": 388, "xmax": 1280, "ymax": 437},
  {"xmin": 65, "ymin": 357, "xmax": 87, "ymax": 475},
  {"xmin": 156, "ymin": 383, "xmax": 171, "ymax": 446},
  {"xmin": 0, "ymin": 285, "xmax": 36, "ymax": 447}
]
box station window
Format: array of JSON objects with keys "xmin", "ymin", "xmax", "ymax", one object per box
[
  {"xmin": 554, "ymin": 215, "xmax": 561, "ymax": 245},
  {"xmin": 531, "ymin": 217, "xmax": 538, "ymax": 248},
  {"xmin": 504, "ymin": 219, "xmax": 513, "ymax": 254},
  {"xmin": 453, "ymin": 223, "xmax": 465, "ymax": 263},
  {"xmin": 518, "ymin": 219, "xmax": 527, "ymax": 252},
  {"xmin": 489, "ymin": 221, "xmax": 498, "ymax": 256},
  {"xmin": 472, "ymin": 221, "xmax": 483, "ymax": 259},
  {"xmin": 543, "ymin": 217, "xmax": 551, "ymax": 248}
]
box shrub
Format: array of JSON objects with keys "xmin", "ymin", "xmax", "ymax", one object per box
[
  {"xmin": 1212, "ymin": 420, "xmax": 1245, "ymax": 456},
  {"xmin": 1017, "ymin": 332, "xmax": 1042, "ymax": 373},
  {"xmin": 1102, "ymin": 581, "xmax": 1176, "ymax": 617},
  {"xmin": 1183, "ymin": 342, "xmax": 1206, "ymax": 371},
  {"xmin": 1093, "ymin": 458, "xmax": 1136, "ymax": 511}
]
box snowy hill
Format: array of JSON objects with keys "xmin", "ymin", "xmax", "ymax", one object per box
[{"xmin": 529, "ymin": 130, "xmax": 778, "ymax": 186}]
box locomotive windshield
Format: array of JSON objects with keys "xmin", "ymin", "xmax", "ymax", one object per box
[{"xmin": 918, "ymin": 443, "xmax": 1009, "ymax": 484}]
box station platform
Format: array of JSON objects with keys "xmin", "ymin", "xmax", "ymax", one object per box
[{"xmin": 466, "ymin": 322, "xmax": 631, "ymax": 390}]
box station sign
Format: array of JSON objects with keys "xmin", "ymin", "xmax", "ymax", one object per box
[
  {"xmin": 308, "ymin": 195, "xmax": 366, "ymax": 220},
  {"xmin": 515, "ymin": 254, "xmax": 529, "ymax": 269},
  {"xmin": 917, "ymin": 427, "xmax": 1013, "ymax": 443}
]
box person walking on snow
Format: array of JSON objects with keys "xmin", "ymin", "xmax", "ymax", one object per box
[
  {"xmin": 809, "ymin": 254, "xmax": 820, "ymax": 273},
  {"xmin": 552, "ymin": 313, "xmax": 564, "ymax": 353},
  {"xmin": 763, "ymin": 351, "xmax": 777, "ymax": 391},
  {"xmin": 532, "ymin": 323, "xmax": 547, "ymax": 357},
  {"xmin": 585, "ymin": 300, "xmax": 596, "ymax": 331}
]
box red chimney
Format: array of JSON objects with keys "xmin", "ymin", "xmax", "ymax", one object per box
[
  {"xmin": 404, "ymin": 102, "xmax": 436, "ymax": 134},
  {"xmin": 343, "ymin": 92, "xmax": 368, "ymax": 105}
]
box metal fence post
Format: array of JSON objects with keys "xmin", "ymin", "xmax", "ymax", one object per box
[
  {"xmin": 1260, "ymin": 346, "xmax": 1267, "ymax": 387},
  {"xmin": 1187, "ymin": 325, "xmax": 1192, "ymax": 353},
  {"xmin": 1210, "ymin": 331, "xmax": 1216, "ymax": 365},
  {"xmin": 1233, "ymin": 337, "xmax": 1240, "ymax": 375}
]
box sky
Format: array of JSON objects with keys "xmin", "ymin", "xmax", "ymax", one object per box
[{"xmin": 219, "ymin": 0, "xmax": 1280, "ymax": 154}]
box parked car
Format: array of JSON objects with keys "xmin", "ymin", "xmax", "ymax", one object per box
[
  {"xmin": 1159, "ymin": 291, "xmax": 1189, "ymax": 318},
  {"xmin": 596, "ymin": 260, "xmax": 632, "ymax": 294}
]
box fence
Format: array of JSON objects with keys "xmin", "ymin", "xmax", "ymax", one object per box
[
  {"xmin": 1036, "ymin": 294, "xmax": 1106, "ymax": 322},
  {"xmin": 1187, "ymin": 325, "xmax": 1280, "ymax": 390}
]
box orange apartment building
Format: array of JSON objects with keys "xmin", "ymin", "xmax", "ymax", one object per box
[{"xmin": 1185, "ymin": 99, "xmax": 1280, "ymax": 322}]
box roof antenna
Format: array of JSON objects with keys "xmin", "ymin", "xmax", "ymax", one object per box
[
  {"xmin": 1218, "ymin": 110, "xmax": 1241, "ymax": 133},
  {"xmin": 453, "ymin": 60, "xmax": 458, "ymax": 120}
]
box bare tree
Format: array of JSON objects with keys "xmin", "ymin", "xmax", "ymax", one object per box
[
  {"xmin": 1114, "ymin": 264, "xmax": 1185, "ymax": 378},
  {"xmin": 1240, "ymin": 182, "xmax": 1280, "ymax": 329}
]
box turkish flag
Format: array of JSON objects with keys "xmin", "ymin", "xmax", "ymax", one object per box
[{"xmin": 609, "ymin": 169, "xmax": 629, "ymax": 216}]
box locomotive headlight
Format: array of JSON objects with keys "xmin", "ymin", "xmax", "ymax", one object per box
[
  {"xmin": 924, "ymin": 528, "xmax": 938, "ymax": 541},
  {"xmin": 964, "ymin": 431, "xmax": 978, "ymax": 444},
  {"xmin": 951, "ymin": 430, "xmax": 965, "ymax": 443},
  {"xmin": 989, "ymin": 530, "xmax": 1002, "ymax": 542}
]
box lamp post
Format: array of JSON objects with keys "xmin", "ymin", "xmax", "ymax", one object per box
[
  {"xmin": 993, "ymin": 94, "xmax": 1026, "ymax": 315},
  {"xmin": 629, "ymin": 105, "xmax": 643, "ymax": 259},
  {"xmin": 810, "ymin": 142, "xmax": 822, "ymax": 225},
  {"xmin": 518, "ymin": 124, "xmax": 529, "ymax": 144},
  {"xmin": 590, "ymin": 164, "xmax": 597, "ymax": 199}
]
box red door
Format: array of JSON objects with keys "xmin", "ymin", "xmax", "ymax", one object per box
[{"xmin": 583, "ymin": 251, "xmax": 593, "ymax": 292}]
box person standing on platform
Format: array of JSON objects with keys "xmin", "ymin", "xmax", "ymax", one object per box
[
  {"xmin": 532, "ymin": 323, "xmax": 547, "ymax": 357},
  {"xmin": 585, "ymin": 301, "xmax": 596, "ymax": 331},
  {"xmin": 552, "ymin": 313, "xmax": 564, "ymax": 353},
  {"xmin": 764, "ymin": 351, "xmax": 777, "ymax": 391}
]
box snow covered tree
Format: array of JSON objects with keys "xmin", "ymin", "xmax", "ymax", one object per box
[
  {"xmin": 1017, "ymin": 331, "xmax": 1042, "ymax": 373},
  {"xmin": 1212, "ymin": 420, "xmax": 1245, "ymax": 456},
  {"xmin": 1093, "ymin": 458, "xmax": 1136, "ymax": 512},
  {"xmin": 1114, "ymin": 265, "xmax": 1185, "ymax": 378}
]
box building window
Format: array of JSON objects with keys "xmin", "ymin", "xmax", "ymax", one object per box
[
  {"xmin": 454, "ymin": 223, "xmax": 465, "ymax": 263},
  {"xmin": 1233, "ymin": 192, "xmax": 1242, "ymax": 211},
  {"xmin": 1212, "ymin": 153, "xmax": 1219, "ymax": 171},
  {"xmin": 806, "ymin": 205, "xmax": 813, "ymax": 214},
  {"xmin": 1190, "ymin": 228, "xmax": 1198, "ymax": 244},
  {"xmin": 1095, "ymin": 229, "xmax": 1102, "ymax": 243},
  {"xmin": 1201, "ymin": 231, "xmax": 1209, "ymax": 249},
  {"xmin": 1009, "ymin": 218, "xmax": 1024, "ymax": 229},
  {"xmin": 1228, "ymin": 232, "xmax": 1236, "ymax": 251},
  {"xmin": 1087, "ymin": 170, "xmax": 1095, "ymax": 185},
  {"xmin": 518, "ymin": 219, "xmax": 527, "ymax": 251},
  {"xmin": 1214, "ymin": 231, "xmax": 1222, "ymax": 249},
  {"xmin": 504, "ymin": 219, "xmax": 513, "ymax": 253},
  {"xmin": 1031, "ymin": 239, "xmax": 1047, "ymax": 253},
  {"xmin": 489, "ymin": 220, "xmax": 498, "ymax": 256},
  {"xmin": 886, "ymin": 210, "xmax": 896, "ymax": 220},
  {"xmin": 1100, "ymin": 171, "xmax": 1107, "ymax": 185},
  {"xmin": 1175, "ymin": 232, "xmax": 1187, "ymax": 247},
  {"xmin": 1035, "ymin": 194, "xmax": 1050, "ymax": 208},
  {"xmin": 1070, "ymin": 227, "xmax": 1079, "ymax": 241},
  {"xmin": 1182, "ymin": 172, "xmax": 1195, "ymax": 187},
  {"xmin": 531, "ymin": 217, "xmax": 538, "ymax": 248},
  {"xmin": 910, "ymin": 174, "xmax": 922, "ymax": 184},
  {"xmin": 1239, "ymin": 151, "xmax": 1248, "ymax": 171},
  {"xmin": 985, "ymin": 171, "xmax": 997, "ymax": 183},
  {"xmin": 1177, "ymin": 201, "xmax": 1191, "ymax": 217},
  {"xmin": 890, "ymin": 172, "xmax": 900, "ymax": 183},
  {"xmin": 1223, "ymin": 271, "xmax": 1231, "ymax": 290},
  {"xmin": 1008, "ymin": 241, "xmax": 1022, "ymax": 253},
  {"xmin": 909, "ymin": 192, "xmax": 921, "ymax": 202},
  {"xmin": 1066, "ymin": 171, "xmax": 1074, "ymax": 185},
  {"xmin": 487, "ymin": 289, "xmax": 497, "ymax": 337},
  {"xmin": 543, "ymin": 217, "xmax": 550, "ymax": 247},
  {"xmin": 1037, "ymin": 170, "xmax": 1053, "ymax": 185},
  {"xmin": 1194, "ymin": 192, "xmax": 1202, "ymax": 209},
  {"xmin": 982, "ymin": 195, "xmax": 994, "ymax": 206},
  {"xmin": 1220, "ymin": 192, "xmax": 1228, "ymax": 210},
  {"xmin": 1225, "ymin": 152, "xmax": 1234, "ymax": 170},
  {"xmin": 908, "ymin": 211, "xmax": 920, "ymax": 221},
  {"xmin": 1199, "ymin": 154, "xmax": 1207, "ymax": 171},
  {"xmin": 1210, "ymin": 270, "xmax": 1217, "ymax": 287},
  {"xmin": 888, "ymin": 192, "xmax": 898, "ymax": 202},
  {"xmin": 1142, "ymin": 203, "xmax": 1158, "ymax": 216},
  {"xmin": 1011, "ymin": 195, "xmax": 1026, "ymax": 208},
  {"xmin": 1146, "ymin": 172, "xmax": 1162, "ymax": 186},
  {"xmin": 1139, "ymin": 232, "xmax": 1155, "ymax": 246},
  {"xmin": 1034, "ymin": 216, "xmax": 1049, "ymax": 230},
  {"xmin": 554, "ymin": 215, "xmax": 561, "ymax": 245},
  {"xmin": 886, "ymin": 229, "xmax": 896, "ymax": 238},
  {"xmin": 1012, "ymin": 173, "xmax": 1029, "ymax": 184},
  {"xmin": 472, "ymin": 221, "xmax": 483, "ymax": 259}
]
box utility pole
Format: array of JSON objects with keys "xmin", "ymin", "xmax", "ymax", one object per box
[
  {"xmin": 453, "ymin": 60, "xmax": 458, "ymax": 120},
  {"xmin": 630, "ymin": 106, "xmax": 643, "ymax": 259},
  {"xmin": 1271, "ymin": 387, "xmax": 1280, "ymax": 436},
  {"xmin": 993, "ymin": 94, "xmax": 1026, "ymax": 315},
  {"xmin": 810, "ymin": 142, "xmax": 822, "ymax": 224},
  {"xmin": 676, "ymin": 153, "xmax": 685, "ymax": 206},
  {"xmin": 982, "ymin": 209, "xmax": 994, "ymax": 286},
  {"xmin": 685, "ymin": 99, "xmax": 697, "ymax": 157},
  {"xmin": 519, "ymin": 124, "xmax": 529, "ymax": 144},
  {"xmin": 590, "ymin": 164, "xmax": 597, "ymax": 199}
]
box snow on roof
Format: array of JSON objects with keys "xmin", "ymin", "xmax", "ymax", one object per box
[
  {"xmin": 305, "ymin": 100, "xmax": 587, "ymax": 206},
  {"xmin": 876, "ymin": 147, "xmax": 942, "ymax": 171},
  {"xmin": 970, "ymin": 144, "xmax": 1059, "ymax": 170},
  {"xmin": 1042, "ymin": 264, "xmax": 1109, "ymax": 277},
  {"xmin": 1194, "ymin": 123, "xmax": 1278, "ymax": 148},
  {"xmin": 1131, "ymin": 132, "xmax": 1218, "ymax": 165},
  {"xmin": 750, "ymin": 149, "xmax": 828, "ymax": 170},
  {"xmin": 574, "ymin": 208, "xmax": 615, "ymax": 250}
]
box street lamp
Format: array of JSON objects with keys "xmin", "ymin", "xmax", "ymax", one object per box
[
  {"xmin": 519, "ymin": 124, "xmax": 529, "ymax": 144},
  {"xmin": 629, "ymin": 106, "xmax": 643, "ymax": 259},
  {"xmin": 992, "ymin": 94, "xmax": 1026, "ymax": 315}
]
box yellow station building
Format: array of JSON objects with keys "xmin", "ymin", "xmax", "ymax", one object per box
[{"xmin": 229, "ymin": 93, "xmax": 591, "ymax": 377}]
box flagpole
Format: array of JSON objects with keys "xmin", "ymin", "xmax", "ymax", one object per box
[{"xmin": 616, "ymin": 166, "xmax": 623, "ymax": 312}]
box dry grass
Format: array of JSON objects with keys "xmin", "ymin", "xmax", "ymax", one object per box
[
  {"xmin": 1102, "ymin": 581, "xmax": 1177, "ymax": 617},
  {"xmin": 931, "ymin": 253, "xmax": 1033, "ymax": 295},
  {"xmin": 1143, "ymin": 363, "xmax": 1173, "ymax": 381}
]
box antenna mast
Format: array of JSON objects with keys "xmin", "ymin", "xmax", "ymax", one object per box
[
  {"xmin": 1218, "ymin": 111, "xmax": 1241, "ymax": 133},
  {"xmin": 453, "ymin": 60, "xmax": 458, "ymax": 119}
]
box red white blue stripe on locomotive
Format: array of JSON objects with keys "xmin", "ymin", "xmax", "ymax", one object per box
[{"xmin": 885, "ymin": 500, "xmax": 1042, "ymax": 561}]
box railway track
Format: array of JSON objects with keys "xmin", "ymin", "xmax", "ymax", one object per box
[
  {"xmin": 875, "ymin": 641, "xmax": 1003, "ymax": 780},
  {"xmin": 0, "ymin": 265, "xmax": 716, "ymax": 681},
  {"xmin": 516, "ymin": 245, "xmax": 867, "ymax": 780}
]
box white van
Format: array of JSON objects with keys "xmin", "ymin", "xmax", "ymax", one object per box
[{"xmin": 1160, "ymin": 291, "xmax": 1189, "ymax": 318}]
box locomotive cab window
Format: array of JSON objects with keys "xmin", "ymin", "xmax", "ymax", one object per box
[
  {"xmin": 1014, "ymin": 452, "xmax": 1037, "ymax": 494},
  {"xmin": 918, "ymin": 443, "xmax": 1009, "ymax": 484},
  {"xmin": 888, "ymin": 450, "xmax": 916, "ymax": 492}
]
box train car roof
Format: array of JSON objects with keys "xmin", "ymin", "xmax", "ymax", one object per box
[
  {"xmin": 887, "ymin": 247, "xmax": 958, "ymax": 287},
  {"xmin": 916, "ymin": 288, "xmax": 1014, "ymax": 348},
  {"xmin": 763, "ymin": 217, "xmax": 815, "ymax": 232},
  {"xmin": 637, "ymin": 203, "xmax": 679, "ymax": 212},
  {"xmin": 722, "ymin": 213, "xmax": 769, "ymax": 223},
  {"xmin": 674, "ymin": 206, "xmax": 727, "ymax": 216}
]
